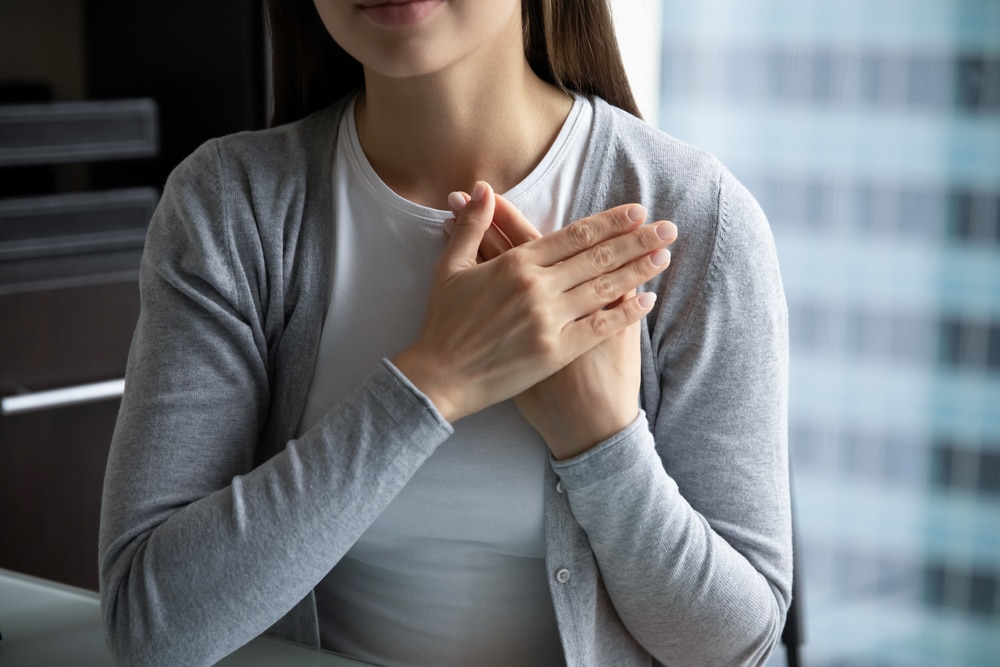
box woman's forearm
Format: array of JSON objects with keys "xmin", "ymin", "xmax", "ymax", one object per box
[
  {"xmin": 100, "ymin": 361, "xmax": 451, "ymax": 667},
  {"xmin": 553, "ymin": 420, "xmax": 789, "ymax": 666}
]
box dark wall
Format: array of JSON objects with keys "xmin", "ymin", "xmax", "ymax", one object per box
[
  {"xmin": 84, "ymin": 0, "xmax": 268, "ymax": 190},
  {"xmin": 0, "ymin": 1, "xmax": 269, "ymax": 591}
]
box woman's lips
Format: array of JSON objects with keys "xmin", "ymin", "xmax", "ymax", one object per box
[{"xmin": 357, "ymin": 0, "xmax": 445, "ymax": 27}]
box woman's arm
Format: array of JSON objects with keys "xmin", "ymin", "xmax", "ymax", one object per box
[
  {"xmin": 482, "ymin": 172, "xmax": 792, "ymax": 665},
  {"xmin": 557, "ymin": 169, "xmax": 791, "ymax": 665},
  {"xmin": 99, "ymin": 141, "xmax": 455, "ymax": 666}
]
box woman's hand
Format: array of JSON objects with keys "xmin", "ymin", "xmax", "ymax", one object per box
[
  {"xmin": 392, "ymin": 181, "xmax": 673, "ymax": 425},
  {"xmin": 437, "ymin": 187, "xmax": 678, "ymax": 458},
  {"xmin": 447, "ymin": 191, "xmax": 677, "ymax": 459}
]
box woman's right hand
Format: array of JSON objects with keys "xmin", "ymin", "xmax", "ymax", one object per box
[{"xmin": 392, "ymin": 181, "xmax": 672, "ymax": 422}]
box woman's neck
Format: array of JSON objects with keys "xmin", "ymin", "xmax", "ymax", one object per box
[{"xmin": 354, "ymin": 17, "xmax": 572, "ymax": 210}]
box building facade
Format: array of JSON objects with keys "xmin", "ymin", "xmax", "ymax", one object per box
[{"xmin": 654, "ymin": 1, "xmax": 1000, "ymax": 664}]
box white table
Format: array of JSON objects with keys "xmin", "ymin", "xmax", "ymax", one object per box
[{"xmin": 0, "ymin": 568, "xmax": 373, "ymax": 666}]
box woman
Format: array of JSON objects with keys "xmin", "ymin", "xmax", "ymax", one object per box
[{"xmin": 99, "ymin": 1, "xmax": 792, "ymax": 665}]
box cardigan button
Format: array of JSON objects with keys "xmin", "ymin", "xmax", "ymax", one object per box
[
  {"xmin": 556, "ymin": 481, "xmax": 565, "ymax": 494},
  {"xmin": 555, "ymin": 568, "xmax": 571, "ymax": 584}
]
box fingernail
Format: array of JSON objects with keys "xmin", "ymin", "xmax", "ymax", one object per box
[
  {"xmin": 471, "ymin": 182, "xmax": 488, "ymax": 201},
  {"xmin": 651, "ymin": 249, "xmax": 671, "ymax": 266},
  {"xmin": 637, "ymin": 292, "xmax": 656, "ymax": 309},
  {"xmin": 656, "ymin": 221, "xmax": 677, "ymax": 240},
  {"xmin": 448, "ymin": 191, "xmax": 468, "ymax": 213},
  {"xmin": 627, "ymin": 205, "xmax": 647, "ymax": 223},
  {"xmin": 443, "ymin": 217, "xmax": 456, "ymax": 236}
]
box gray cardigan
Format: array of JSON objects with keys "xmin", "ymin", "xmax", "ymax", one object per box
[{"xmin": 99, "ymin": 96, "xmax": 792, "ymax": 666}]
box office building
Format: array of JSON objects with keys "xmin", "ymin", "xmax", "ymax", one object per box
[{"xmin": 655, "ymin": 1, "xmax": 1000, "ymax": 664}]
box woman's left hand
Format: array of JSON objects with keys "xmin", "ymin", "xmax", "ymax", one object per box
[{"xmin": 447, "ymin": 192, "xmax": 677, "ymax": 459}]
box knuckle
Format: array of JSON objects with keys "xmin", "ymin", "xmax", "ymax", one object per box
[
  {"xmin": 639, "ymin": 225, "xmax": 661, "ymax": 249},
  {"xmin": 513, "ymin": 269, "xmax": 543, "ymax": 295},
  {"xmin": 634, "ymin": 257, "xmax": 652, "ymax": 280},
  {"xmin": 505, "ymin": 248, "xmax": 533, "ymax": 272},
  {"xmin": 566, "ymin": 221, "xmax": 595, "ymax": 250},
  {"xmin": 536, "ymin": 333, "xmax": 560, "ymax": 360},
  {"xmin": 456, "ymin": 207, "xmax": 485, "ymax": 227},
  {"xmin": 526, "ymin": 300, "xmax": 551, "ymax": 326},
  {"xmin": 452, "ymin": 257, "xmax": 478, "ymax": 273},
  {"xmin": 526, "ymin": 321, "xmax": 560, "ymax": 361},
  {"xmin": 616, "ymin": 209, "xmax": 634, "ymax": 231},
  {"xmin": 589, "ymin": 311, "xmax": 612, "ymax": 337},
  {"xmin": 591, "ymin": 275, "xmax": 617, "ymax": 301},
  {"xmin": 588, "ymin": 243, "xmax": 615, "ymax": 270},
  {"xmin": 501, "ymin": 252, "xmax": 536, "ymax": 283},
  {"xmin": 614, "ymin": 205, "xmax": 641, "ymax": 231},
  {"xmin": 626, "ymin": 295, "xmax": 645, "ymax": 318}
]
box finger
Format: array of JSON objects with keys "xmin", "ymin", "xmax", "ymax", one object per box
[
  {"xmin": 493, "ymin": 195, "xmax": 542, "ymax": 247},
  {"xmin": 442, "ymin": 190, "xmax": 468, "ymax": 240},
  {"xmin": 604, "ymin": 288, "xmax": 634, "ymax": 310},
  {"xmin": 447, "ymin": 190, "xmax": 471, "ymax": 216},
  {"xmin": 550, "ymin": 219, "xmax": 675, "ymax": 293},
  {"xmin": 446, "ymin": 190, "xmax": 515, "ymax": 262},
  {"xmin": 480, "ymin": 222, "xmax": 514, "ymax": 261},
  {"xmin": 562, "ymin": 291, "xmax": 657, "ymax": 358},
  {"xmin": 522, "ymin": 204, "xmax": 647, "ymax": 267},
  {"xmin": 560, "ymin": 246, "xmax": 671, "ymax": 321},
  {"xmin": 438, "ymin": 181, "xmax": 496, "ymax": 280}
]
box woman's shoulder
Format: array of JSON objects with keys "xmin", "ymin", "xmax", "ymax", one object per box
[
  {"xmin": 144, "ymin": 100, "xmax": 350, "ymax": 304},
  {"xmin": 585, "ymin": 97, "xmax": 779, "ymax": 339},
  {"xmin": 589, "ymin": 97, "xmax": 725, "ymax": 190},
  {"xmin": 153, "ymin": 98, "xmax": 351, "ymax": 246},
  {"xmin": 585, "ymin": 96, "xmax": 767, "ymax": 250}
]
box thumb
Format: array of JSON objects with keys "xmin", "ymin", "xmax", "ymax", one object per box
[{"xmin": 438, "ymin": 181, "xmax": 495, "ymax": 280}]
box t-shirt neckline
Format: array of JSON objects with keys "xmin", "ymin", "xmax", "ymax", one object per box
[{"xmin": 342, "ymin": 93, "xmax": 588, "ymax": 223}]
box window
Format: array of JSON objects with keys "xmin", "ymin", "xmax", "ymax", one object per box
[{"xmin": 637, "ymin": 1, "xmax": 1000, "ymax": 664}]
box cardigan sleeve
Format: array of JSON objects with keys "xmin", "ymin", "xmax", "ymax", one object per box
[
  {"xmin": 551, "ymin": 167, "xmax": 792, "ymax": 666},
  {"xmin": 98, "ymin": 141, "xmax": 453, "ymax": 667}
]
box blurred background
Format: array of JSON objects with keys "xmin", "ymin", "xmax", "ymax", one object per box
[
  {"xmin": 2, "ymin": 1, "xmax": 998, "ymax": 666},
  {"xmin": 0, "ymin": 0, "xmax": 267, "ymax": 593},
  {"xmin": 633, "ymin": 1, "xmax": 1000, "ymax": 665}
]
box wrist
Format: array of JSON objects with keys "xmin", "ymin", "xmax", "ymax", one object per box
[
  {"xmin": 552, "ymin": 410, "xmax": 641, "ymax": 460},
  {"xmin": 521, "ymin": 400, "xmax": 639, "ymax": 460},
  {"xmin": 391, "ymin": 347, "xmax": 462, "ymax": 423},
  {"xmin": 546, "ymin": 422, "xmax": 630, "ymax": 461}
]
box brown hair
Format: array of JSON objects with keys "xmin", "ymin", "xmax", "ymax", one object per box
[
  {"xmin": 521, "ymin": 1, "xmax": 639, "ymax": 117},
  {"xmin": 265, "ymin": 0, "xmax": 641, "ymax": 127}
]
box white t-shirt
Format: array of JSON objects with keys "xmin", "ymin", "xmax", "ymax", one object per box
[{"xmin": 297, "ymin": 94, "xmax": 593, "ymax": 667}]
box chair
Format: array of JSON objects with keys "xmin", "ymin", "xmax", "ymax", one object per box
[{"xmin": 781, "ymin": 488, "xmax": 804, "ymax": 667}]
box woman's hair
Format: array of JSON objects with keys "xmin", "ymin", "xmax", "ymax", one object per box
[{"xmin": 265, "ymin": 0, "xmax": 641, "ymax": 127}]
